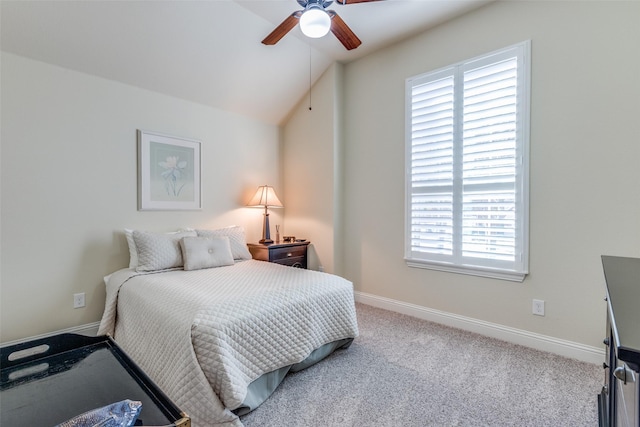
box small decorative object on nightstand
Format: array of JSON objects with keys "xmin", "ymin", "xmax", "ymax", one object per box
[{"xmin": 247, "ymin": 241, "xmax": 310, "ymax": 269}]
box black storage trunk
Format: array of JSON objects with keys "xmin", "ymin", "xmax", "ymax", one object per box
[{"xmin": 0, "ymin": 333, "xmax": 190, "ymax": 426}]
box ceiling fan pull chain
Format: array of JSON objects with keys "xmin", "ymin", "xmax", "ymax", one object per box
[{"xmin": 309, "ymin": 44, "xmax": 313, "ymax": 111}]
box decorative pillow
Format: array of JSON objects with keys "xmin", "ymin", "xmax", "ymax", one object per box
[
  {"xmin": 196, "ymin": 226, "xmax": 252, "ymax": 261},
  {"xmin": 133, "ymin": 230, "xmax": 197, "ymax": 272},
  {"xmin": 125, "ymin": 229, "xmax": 138, "ymax": 268},
  {"xmin": 125, "ymin": 228, "xmax": 193, "ymax": 268},
  {"xmin": 180, "ymin": 236, "xmax": 235, "ymax": 271}
]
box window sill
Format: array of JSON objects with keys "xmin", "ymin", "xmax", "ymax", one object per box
[{"xmin": 406, "ymin": 259, "xmax": 527, "ymax": 282}]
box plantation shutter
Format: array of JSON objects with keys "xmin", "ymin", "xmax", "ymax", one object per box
[
  {"xmin": 405, "ymin": 42, "xmax": 530, "ymax": 281},
  {"xmin": 409, "ymin": 71, "xmax": 455, "ymax": 259}
]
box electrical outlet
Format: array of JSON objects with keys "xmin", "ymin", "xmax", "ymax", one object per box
[
  {"xmin": 73, "ymin": 293, "xmax": 85, "ymax": 309},
  {"xmin": 532, "ymin": 299, "xmax": 545, "ymax": 316}
]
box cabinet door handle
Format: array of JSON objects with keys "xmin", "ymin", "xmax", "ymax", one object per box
[
  {"xmin": 614, "ymin": 365, "xmax": 636, "ymax": 384},
  {"xmin": 603, "ymin": 337, "xmax": 610, "ymax": 346}
]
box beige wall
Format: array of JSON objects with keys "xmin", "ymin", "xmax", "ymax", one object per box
[
  {"xmin": 338, "ymin": 0, "xmax": 640, "ymax": 348},
  {"xmin": 282, "ymin": 63, "xmax": 343, "ymax": 273},
  {"xmin": 0, "ymin": 53, "xmax": 282, "ymax": 343}
]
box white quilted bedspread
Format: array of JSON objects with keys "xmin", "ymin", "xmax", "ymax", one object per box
[{"xmin": 98, "ymin": 260, "xmax": 359, "ymax": 427}]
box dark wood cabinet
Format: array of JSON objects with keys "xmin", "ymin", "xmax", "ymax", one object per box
[
  {"xmin": 599, "ymin": 256, "xmax": 640, "ymax": 427},
  {"xmin": 247, "ymin": 241, "xmax": 309, "ymax": 269}
]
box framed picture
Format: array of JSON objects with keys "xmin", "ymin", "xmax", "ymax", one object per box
[{"xmin": 138, "ymin": 130, "xmax": 201, "ymax": 210}]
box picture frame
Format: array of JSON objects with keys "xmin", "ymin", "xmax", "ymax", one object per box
[{"xmin": 137, "ymin": 130, "xmax": 201, "ymax": 211}]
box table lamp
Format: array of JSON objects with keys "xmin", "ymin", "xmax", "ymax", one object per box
[{"xmin": 247, "ymin": 185, "xmax": 283, "ymax": 244}]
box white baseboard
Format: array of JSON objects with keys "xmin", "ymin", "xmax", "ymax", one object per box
[
  {"xmin": 354, "ymin": 291, "xmax": 604, "ymax": 365},
  {"xmin": 1, "ymin": 322, "xmax": 101, "ymax": 348}
]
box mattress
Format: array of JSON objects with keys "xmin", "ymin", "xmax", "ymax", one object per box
[{"xmin": 98, "ymin": 260, "xmax": 359, "ymax": 426}]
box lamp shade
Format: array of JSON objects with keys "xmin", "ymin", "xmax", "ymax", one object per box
[
  {"xmin": 299, "ymin": 8, "xmax": 331, "ymax": 38},
  {"xmin": 247, "ymin": 185, "xmax": 283, "ymax": 208}
]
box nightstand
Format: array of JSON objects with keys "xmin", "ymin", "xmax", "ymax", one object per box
[{"xmin": 247, "ymin": 241, "xmax": 310, "ymax": 269}]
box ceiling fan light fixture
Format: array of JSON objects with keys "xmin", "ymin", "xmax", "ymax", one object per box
[{"xmin": 299, "ymin": 8, "xmax": 331, "ymax": 38}]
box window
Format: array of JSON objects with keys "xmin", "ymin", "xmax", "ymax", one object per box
[{"xmin": 405, "ymin": 41, "xmax": 530, "ymax": 282}]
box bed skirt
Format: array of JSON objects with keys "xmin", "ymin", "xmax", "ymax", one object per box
[{"xmin": 234, "ymin": 338, "xmax": 354, "ymax": 416}]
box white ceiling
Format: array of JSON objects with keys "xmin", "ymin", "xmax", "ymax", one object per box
[{"xmin": 1, "ymin": 0, "xmax": 490, "ymax": 125}]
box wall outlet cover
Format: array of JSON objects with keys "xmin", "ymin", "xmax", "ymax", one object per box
[
  {"xmin": 74, "ymin": 293, "xmax": 85, "ymax": 309},
  {"xmin": 532, "ymin": 299, "xmax": 545, "ymax": 316}
]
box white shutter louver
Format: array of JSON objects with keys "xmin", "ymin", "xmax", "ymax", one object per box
[
  {"xmin": 410, "ymin": 74, "xmax": 454, "ymax": 257},
  {"xmin": 462, "ymin": 58, "xmax": 518, "ymax": 262}
]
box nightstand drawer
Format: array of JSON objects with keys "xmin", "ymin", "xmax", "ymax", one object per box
[
  {"xmin": 275, "ymin": 256, "xmax": 305, "ymax": 268},
  {"xmin": 247, "ymin": 241, "xmax": 310, "ymax": 269},
  {"xmin": 269, "ymin": 245, "xmax": 306, "ymax": 261}
]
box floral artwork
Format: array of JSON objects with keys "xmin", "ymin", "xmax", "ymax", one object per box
[
  {"xmin": 138, "ymin": 130, "xmax": 201, "ymax": 210},
  {"xmin": 150, "ymin": 142, "xmax": 194, "ymax": 202},
  {"xmin": 159, "ymin": 156, "xmax": 188, "ymax": 197}
]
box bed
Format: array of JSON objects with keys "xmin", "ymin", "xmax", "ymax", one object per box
[{"xmin": 98, "ymin": 226, "xmax": 359, "ymax": 427}]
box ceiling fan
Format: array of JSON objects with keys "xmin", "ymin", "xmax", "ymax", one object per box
[{"xmin": 262, "ymin": 0, "xmax": 384, "ymax": 51}]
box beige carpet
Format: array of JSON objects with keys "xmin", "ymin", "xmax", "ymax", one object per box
[{"xmin": 241, "ymin": 303, "xmax": 601, "ymax": 426}]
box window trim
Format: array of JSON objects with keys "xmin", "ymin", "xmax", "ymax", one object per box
[{"xmin": 404, "ymin": 41, "xmax": 531, "ymax": 282}]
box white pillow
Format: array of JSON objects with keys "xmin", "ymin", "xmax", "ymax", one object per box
[
  {"xmin": 125, "ymin": 229, "xmax": 139, "ymax": 268},
  {"xmin": 125, "ymin": 228, "xmax": 193, "ymax": 268},
  {"xmin": 196, "ymin": 226, "xmax": 252, "ymax": 261},
  {"xmin": 133, "ymin": 230, "xmax": 197, "ymax": 272},
  {"xmin": 180, "ymin": 236, "xmax": 235, "ymax": 271}
]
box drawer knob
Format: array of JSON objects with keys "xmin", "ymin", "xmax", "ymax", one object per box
[
  {"xmin": 603, "ymin": 337, "xmax": 610, "ymax": 346},
  {"xmin": 287, "ymin": 252, "xmax": 292, "ymax": 257}
]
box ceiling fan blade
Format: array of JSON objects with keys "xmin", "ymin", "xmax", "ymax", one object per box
[
  {"xmin": 330, "ymin": 13, "xmax": 362, "ymax": 50},
  {"xmin": 336, "ymin": 0, "xmax": 384, "ymax": 4},
  {"xmin": 262, "ymin": 12, "xmax": 301, "ymax": 45}
]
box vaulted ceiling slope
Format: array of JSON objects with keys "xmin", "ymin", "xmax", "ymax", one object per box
[{"xmin": 1, "ymin": 0, "xmax": 490, "ymax": 125}]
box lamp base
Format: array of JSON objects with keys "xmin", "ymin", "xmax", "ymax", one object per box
[{"xmin": 261, "ymin": 209, "xmax": 273, "ymax": 245}]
